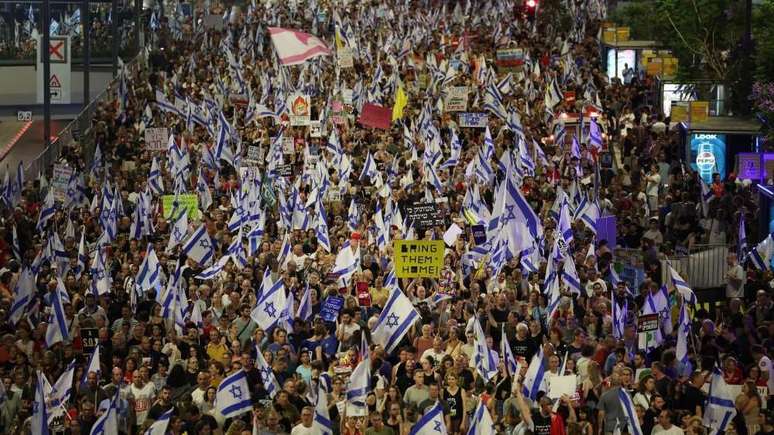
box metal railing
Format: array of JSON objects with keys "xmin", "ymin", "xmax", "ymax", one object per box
[
  {"xmin": 661, "ymin": 243, "xmax": 729, "ymax": 289},
  {"xmin": 24, "ymin": 52, "xmax": 144, "ymax": 177}
]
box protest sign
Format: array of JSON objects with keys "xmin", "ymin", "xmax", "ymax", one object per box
[
  {"xmin": 247, "ymin": 145, "xmax": 262, "ymax": 161},
  {"xmin": 52, "ymin": 163, "xmax": 74, "ymax": 202},
  {"xmin": 547, "ymin": 375, "xmax": 578, "ymax": 399},
  {"xmin": 144, "ymin": 127, "xmax": 168, "ymax": 150},
  {"xmin": 472, "ymin": 224, "xmax": 487, "ymax": 245},
  {"xmin": 320, "ymin": 295, "xmax": 344, "ymax": 322},
  {"xmin": 445, "ymin": 86, "xmax": 468, "ymax": 112},
  {"xmin": 162, "ymin": 194, "xmax": 201, "ymax": 220},
  {"xmin": 358, "ymin": 103, "xmax": 391, "ymax": 129},
  {"xmin": 338, "ymin": 48, "xmax": 354, "ymax": 68},
  {"xmin": 394, "ymin": 240, "xmax": 444, "ymax": 278},
  {"xmin": 287, "ymin": 93, "xmax": 311, "ymax": 126},
  {"xmin": 637, "ymin": 313, "xmax": 660, "ymax": 333},
  {"xmin": 282, "ymin": 137, "xmax": 295, "ymax": 154},
  {"xmin": 459, "ymin": 112, "xmax": 488, "ymax": 128},
  {"xmin": 310, "ymin": 121, "xmax": 322, "ymax": 138},
  {"xmin": 275, "ymin": 164, "xmax": 294, "ymax": 177},
  {"xmin": 496, "ymin": 48, "xmax": 525, "ymax": 71},
  {"xmin": 406, "ymin": 202, "xmax": 446, "ymax": 229},
  {"xmin": 81, "ymin": 328, "xmax": 99, "ymax": 353}
]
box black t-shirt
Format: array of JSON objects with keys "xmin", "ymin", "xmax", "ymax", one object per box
[
  {"xmin": 679, "ymin": 385, "xmax": 706, "ymax": 414},
  {"xmin": 512, "ymin": 336, "xmax": 538, "ymax": 361},
  {"xmin": 531, "ymin": 410, "xmax": 553, "ymax": 435}
]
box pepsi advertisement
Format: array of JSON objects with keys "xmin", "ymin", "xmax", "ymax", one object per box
[{"xmin": 690, "ymin": 133, "xmax": 726, "ymax": 184}]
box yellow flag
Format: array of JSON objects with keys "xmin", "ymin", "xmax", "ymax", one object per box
[
  {"xmin": 392, "ymin": 85, "xmax": 408, "ymax": 121},
  {"xmin": 335, "ymin": 26, "xmax": 345, "ymax": 51}
]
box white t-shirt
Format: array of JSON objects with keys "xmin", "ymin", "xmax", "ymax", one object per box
[
  {"xmin": 191, "ymin": 387, "xmax": 208, "ymax": 408},
  {"xmin": 759, "ymin": 355, "xmax": 774, "ymax": 391},
  {"xmin": 646, "ymin": 173, "xmax": 661, "ymax": 196},
  {"xmin": 653, "ymin": 425, "xmax": 684, "ymax": 435},
  {"xmin": 291, "ymin": 423, "xmax": 316, "ymax": 435},
  {"xmin": 725, "ymin": 264, "xmax": 745, "ymax": 299},
  {"xmin": 130, "ymin": 382, "xmax": 157, "ymax": 426}
]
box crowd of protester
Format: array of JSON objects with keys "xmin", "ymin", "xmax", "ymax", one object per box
[{"xmin": 0, "ymin": 0, "xmax": 772, "ymax": 434}]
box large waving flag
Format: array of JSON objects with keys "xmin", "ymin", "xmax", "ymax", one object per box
[
  {"xmin": 749, "ymin": 234, "xmax": 774, "ymax": 271},
  {"xmin": 346, "ymin": 352, "xmax": 370, "ymax": 410},
  {"xmin": 8, "ymin": 267, "xmax": 34, "ymax": 325},
  {"xmin": 269, "ymin": 27, "xmax": 331, "ymax": 65},
  {"xmin": 409, "ymin": 401, "xmax": 447, "ymax": 435},
  {"xmin": 703, "ymin": 367, "xmax": 738, "ymax": 435},
  {"xmin": 250, "ymin": 277, "xmax": 288, "ymax": 332},
  {"xmin": 90, "ymin": 389, "xmax": 119, "ymax": 435},
  {"xmin": 136, "ymin": 245, "xmax": 162, "ymax": 291},
  {"xmin": 216, "ymin": 370, "xmax": 252, "ymax": 418},
  {"xmin": 80, "ymin": 346, "xmax": 101, "ymax": 387},
  {"xmin": 48, "ymin": 360, "xmax": 76, "ymax": 422},
  {"xmin": 371, "ymin": 287, "xmax": 420, "ymax": 353},
  {"xmin": 330, "ymin": 241, "xmax": 360, "ymax": 285}
]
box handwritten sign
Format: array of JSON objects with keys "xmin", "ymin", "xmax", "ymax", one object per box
[
  {"xmin": 338, "ymin": 48, "xmax": 354, "ymax": 68},
  {"xmin": 144, "ymin": 127, "xmax": 169, "ymax": 151},
  {"xmin": 394, "ymin": 240, "xmax": 444, "ymax": 278},
  {"xmin": 275, "ymin": 164, "xmax": 293, "ymax": 177},
  {"xmin": 459, "ymin": 112, "xmax": 488, "ymax": 128},
  {"xmin": 496, "ymin": 48, "xmax": 525, "ymax": 71}
]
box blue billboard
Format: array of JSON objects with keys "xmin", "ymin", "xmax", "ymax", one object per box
[{"xmin": 690, "ymin": 133, "xmax": 726, "ymax": 184}]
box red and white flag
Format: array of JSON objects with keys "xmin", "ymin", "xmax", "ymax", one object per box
[{"xmin": 268, "ymin": 27, "xmax": 331, "ymax": 66}]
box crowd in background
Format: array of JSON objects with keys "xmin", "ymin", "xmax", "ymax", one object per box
[{"xmin": 0, "ymin": 0, "xmax": 772, "ymax": 434}]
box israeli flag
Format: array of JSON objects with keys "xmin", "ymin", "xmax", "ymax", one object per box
[
  {"xmin": 80, "ymin": 346, "xmax": 101, "ymax": 387},
  {"xmin": 90, "ymin": 247, "xmax": 111, "ymax": 296},
  {"xmin": 738, "ymin": 215, "xmax": 747, "ymax": 260},
  {"xmin": 749, "ymin": 234, "xmax": 774, "ymax": 271},
  {"xmin": 522, "ymin": 346, "xmax": 547, "ymax": 400},
  {"xmin": 215, "ymin": 370, "xmax": 252, "ymax": 418},
  {"xmin": 676, "ymin": 302, "xmax": 691, "ymax": 365},
  {"xmin": 181, "ymin": 224, "xmax": 215, "ymax": 266},
  {"xmin": 703, "ymin": 367, "xmax": 737, "ymax": 435},
  {"xmin": 313, "ymin": 384, "xmax": 333, "ymax": 435},
  {"xmin": 48, "ymin": 360, "xmax": 76, "ymax": 422},
  {"xmin": 296, "ymin": 283, "xmax": 313, "ymax": 321},
  {"xmin": 255, "ymin": 347, "xmax": 281, "ymax": 398},
  {"xmin": 148, "ymin": 157, "xmax": 164, "ymax": 195},
  {"xmin": 136, "ymin": 245, "xmax": 162, "ymax": 291},
  {"xmin": 330, "ymin": 241, "xmax": 360, "ymax": 285},
  {"xmin": 144, "ymin": 407, "xmax": 173, "ymax": 435},
  {"xmin": 45, "ymin": 281, "xmax": 70, "ymax": 347},
  {"xmin": 346, "ymin": 353, "xmax": 370, "ymax": 410},
  {"xmin": 468, "ymin": 399, "xmax": 496, "ymax": 435},
  {"xmin": 90, "ymin": 389, "xmax": 119, "ymax": 435},
  {"xmin": 347, "ymin": 198, "xmax": 359, "ymax": 231},
  {"xmin": 8, "ymin": 268, "xmax": 34, "ymax": 325},
  {"xmin": 371, "ymin": 287, "xmax": 420, "ymax": 353},
  {"xmin": 501, "ymin": 325, "xmax": 520, "ymax": 378},
  {"xmin": 409, "ymin": 401, "xmax": 447, "ymax": 435},
  {"xmin": 316, "ymin": 198, "xmax": 331, "ymax": 253},
  {"xmin": 359, "ymin": 151, "xmax": 378, "ymax": 182},
  {"xmin": 166, "ymin": 209, "xmax": 189, "ymax": 253},
  {"xmin": 32, "ymin": 372, "xmax": 49, "ymax": 435},
  {"xmin": 618, "ymin": 388, "xmax": 644, "ymax": 435},
  {"xmin": 668, "ymin": 264, "xmax": 697, "ymax": 304},
  {"xmin": 250, "ymin": 276, "xmax": 288, "ymax": 332},
  {"xmin": 36, "ymin": 190, "xmax": 56, "ymax": 231}
]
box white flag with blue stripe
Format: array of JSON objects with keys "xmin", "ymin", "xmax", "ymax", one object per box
[
  {"xmin": 8, "ymin": 267, "xmax": 34, "ymax": 325},
  {"xmin": 346, "ymin": 353, "xmax": 370, "ymax": 410},
  {"xmin": 136, "ymin": 244, "xmax": 162, "ymax": 291},
  {"xmin": 165, "ymin": 208, "xmax": 189, "ymax": 253},
  {"xmin": 618, "ymin": 388, "xmax": 644, "ymax": 435},
  {"xmin": 296, "ymin": 283, "xmax": 313, "ymax": 321},
  {"xmin": 750, "ymin": 234, "xmax": 773, "ymax": 271},
  {"xmin": 90, "ymin": 389, "xmax": 119, "ymax": 435},
  {"xmin": 250, "ymin": 276, "xmax": 288, "ymax": 332},
  {"xmin": 371, "ymin": 287, "xmax": 420, "ymax": 353},
  {"xmin": 215, "ymin": 369, "xmax": 252, "ymax": 418},
  {"xmin": 668, "ymin": 264, "xmax": 697, "ymax": 304},
  {"xmin": 32, "ymin": 372, "xmax": 49, "ymax": 435},
  {"xmin": 501, "ymin": 325, "xmax": 520, "ymax": 378},
  {"xmin": 36, "ymin": 190, "xmax": 56, "ymax": 231},
  {"xmin": 80, "ymin": 346, "xmax": 101, "ymax": 387},
  {"xmin": 472, "ymin": 317, "xmax": 498, "ymax": 382},
  {"xmin": 313, "ymin": 384, "xmax": 333, "ymax": 435}
]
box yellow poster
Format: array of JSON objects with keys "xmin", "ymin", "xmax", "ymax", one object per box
[
  {"xmin": 690, "ymin": 101, "xmax": 709, "ymax": 123},
  {"xmin": 616, "ymin": 27, "xmax": 630, "ymax": 42},
  {"xmin": 394, "ymin": 240, "xmax": 444, "ymax": 278},
  {"xmin": 670, "ymin": 104, "xmax": 688, "ymax": 124},
  {"xmin": 162, "ymin": 194, "xmax": 201, "ymax": 220}
]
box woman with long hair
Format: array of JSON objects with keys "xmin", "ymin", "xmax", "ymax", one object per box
[
  {"xmin": 633, "ymin": 375, "xmax": 657, "ymax": 410},
  {"xmin": 441, "ymin": 373, "xmax": 468, "ymax": 435},
  {"xmin": 581, "ymin": 361, "xmax": 603, "ymax": 408},
  {"xmin": 735, "ymin": 380, "xmax": 762, "ymax": 435}
]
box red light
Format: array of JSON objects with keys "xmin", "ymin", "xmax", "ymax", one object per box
[{"xmin": 526, "ymin": 0, "xmax": 537, "ymax": 7}]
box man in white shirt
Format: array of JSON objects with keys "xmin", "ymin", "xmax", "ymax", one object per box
[
  {"xmin": 725, "ymin": 253, "xmax": 745, "ymax": 299},
  {"xmin": 653, "ymin": 410, "xmax": 684, "ymax": 435},
  {"xmin": 129, "ymin": 369, "xmax": 156, "ymax": 428},
  {"xmin": 290, "ymin": 406, "xmax": 315, "ymax": 435},
  {"xmin": 190, "ymin": 371, "xmax": 211, "ymax": 409},
  {"xmin": 645, "ymin": 164, "xmax": 661, "ymax": 213}
]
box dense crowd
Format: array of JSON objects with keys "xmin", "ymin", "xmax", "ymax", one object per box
[{"xmin": 0, "ymin": 0, "xmax": 772, "ymax": 434}]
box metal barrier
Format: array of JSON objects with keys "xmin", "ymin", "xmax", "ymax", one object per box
[
  {"xmin": 25, "ymin": 53, "xmax": 143, "ymax": 177},
  {"xmin": 661, "ymin": 244, "xmax": 729, "ymax": 289}
]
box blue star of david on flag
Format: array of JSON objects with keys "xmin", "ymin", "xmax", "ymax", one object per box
[
  {"xmin": 386, "ymin": 313, "xmax": 400, "ymax": 327},
  {"xmin": 199, "ymin": 238, "xmax": 210, "ymax": 250},
  {"xmin": 229, "ymin": 384, "xmax": 243, "ymax": 400},
  {"xmin": 263, "ymin": 302, "xmax": 276, "ymax": 318}
]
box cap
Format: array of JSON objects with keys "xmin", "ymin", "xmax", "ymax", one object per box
[{"xmin": 351, "ymin": 231, "xmax": 362, "ymax": 240}]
